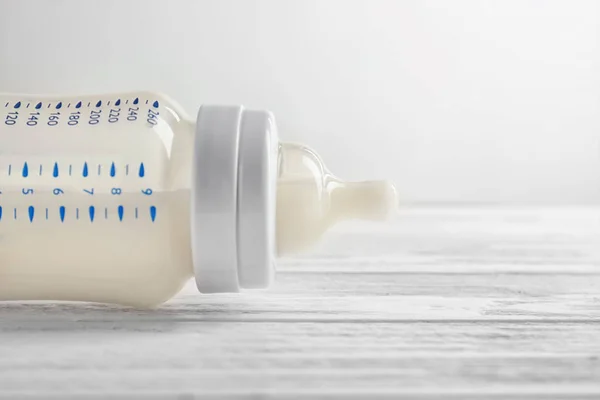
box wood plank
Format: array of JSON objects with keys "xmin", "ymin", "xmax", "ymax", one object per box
[
  {"xmin": 1, "ymin": 322, "xmax": 599, "ymax": 396},
  {"xmin": 0, "ymin": 207, "xmax": 598, "ymax": 398}
]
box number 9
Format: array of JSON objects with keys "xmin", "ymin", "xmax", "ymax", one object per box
[
  {"xmin": 53, "ymin": 188, "xmax": 64, "ymax": 195},
  {"xmin": 141, "ymin": 188, "xmax": 153, "ymax": 195}
]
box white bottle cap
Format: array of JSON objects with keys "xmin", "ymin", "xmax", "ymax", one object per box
[{"xmin": 191, "ymin": 105, "xmax": 278, "ymax": 293}]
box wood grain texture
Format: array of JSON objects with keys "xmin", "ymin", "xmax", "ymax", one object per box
[{"xmin": 0, "ymin": 206, "xmax": 599, "ymax": 398}]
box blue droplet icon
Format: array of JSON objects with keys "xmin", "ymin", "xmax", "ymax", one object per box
[
  {"xmin": 95, "ymin": 100, "xmax": 102, "ymax": 108},
  {"xmin": 53, "ymin": 162, "xmax": 59, "ymax": 178},
  {"xmin": 115, "ymin": 99, "xmax": 121, "ymax": 106},
  {"xmin": 118, "ymin": 205, "xmax": 124, "ymax": 221},
  {"xmin": 35, "ymin": 102, "xmax": 42, "ymax": 110},
  {"xmin": 14, "ymin": 101, "xmax": 21, "ymax": 109},
  {"xmin": 110, "ymin": 162, "xmax": 116, "ymax": 177},
  {"xmin": 56, "ymin": 102, "xmax": 62, "ymax": 109},
  {"xmin": 28, "ymin": 206, "xmax": 34, "ymax": 222},
  {"xmin": 22, "ymin": 162, "xmax": 28, "ymax": 177},
  {"xmin": 153, "ymin": 101, "xmax": 159, "ymax": 108},
  {"xmin": 82, "ymin": 162, "xmax": 88, "ymax": 177},
  {"xmin": 59, "ymin": 206, "xmax": 66, "ymax": 222},
  {"xmin": 150, "ymin": 206, "xmax": 157, "ymax": 222},
  {"xmin": 133, "ymin": 97, "xmax": 139, "ymax": 105},
  {"xmin": 89, "ymin": 206, "xmax": 95, "ymax": 222},
  {"xmin": 75, "ymin": 101, "xmax": 82, "ymax": 109},
  {"xmin": 138, "ymin": 163, "xmax": 145, "ymax": 178}
]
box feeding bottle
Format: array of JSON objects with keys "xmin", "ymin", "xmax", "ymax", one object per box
[{"xmin": 0, "ymin": 91, "xmax": 397, "ymax": 307}]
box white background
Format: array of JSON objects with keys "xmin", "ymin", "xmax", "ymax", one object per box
[{"xmin": 0, "ymin": 0, "xmax": 599, "ymax": 204}]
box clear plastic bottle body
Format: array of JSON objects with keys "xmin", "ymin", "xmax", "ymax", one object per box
[
  {"xmin": 0, "ymin": 92, "xmax": 194, "ymax": 307},
  {"xmin": 0, "ymin": 91, "xmax": 397, "ymax": 307}
]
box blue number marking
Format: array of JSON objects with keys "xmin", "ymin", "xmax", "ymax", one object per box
[
  {"xmin": 107, "ymin": 101, "xmax": 111, "ymax": 106},
  {"xmin": 8, "ymin": 164, "xmax": 11, "ymax": 176},
  {"xmin": 83, "ymin": 188, "xmax": 94, "ymax": 195},
  {"xmin": 150, "ymin": 206, "xmax": 157, "ymax": 222},
  {"xmin": 28, "ymin": 206, "xmax": 34, "ymax": 222},
  {"xmin": 89, "ymin": 109, "xmax": 101, "ymax": 125},
  {"xmin": 104, "ymin": 207, "xmax": 108, "ymax": 219},
  {"xmin": 13, "ymin": 208, "xmax": 16, "ymax": 220},
  {"xmin": 110, "ymin": 162, "xmax": 116, "ymax": 177},
  {"xmin": 53, "ymin": 188, "xmax": 64, "ymax": 195},
  {"xmin": 22, "ymin": 188, "xmax": 34, "ymax": 195},
  {"xmin": 39, "ymin": 164, "xmax": 42, "ymax": 175},
  {"xmin": 45, "ymin": 208, "xmax": 48, "ymax": 220},
  {"xmin": 89, "ymin": 206, "xmax": 95, "ymax": 222},
  {"xmin": 35, "ymin": 102, "xmax": 42, "ymax": 110},
  {"xmin": 145, "ymin": 99, "xmax": 149, "ymax": 105},
  {"xmin": 147, "ymin": 108, "xmax": 159, "ymax": 125},
  {"xmin": 153, "ymin": 101, "xmax": 159, "ymax": 108},
  {"xmin": 59, "ymin": 206, "xmax": 66, "ymax": 222},
  {"xmin": 133, "ymin": 97, "xmax": 139, "ymax": 105},
  {"xmin": 76, "ymin": 208, "xmax": 79, "ymax": 220},
  {"xmin": 118, "ymin": 205, "xmax": 124, "ymax": 221},
  {"xmin": 95, "ymin": 100, "xmax": 102, "ymax": 108},
  {"xmin": 127, "ymin": 106, "xmax": 138, "ymax": 121},
  {"xmin": 53, "ymin": 162, "xmax": 59, "ymax": 177},
  {"xmin": 138, "ymin": 163, "xmax": 145, "ymax": 177},
  {"xmin": 27, "ymin": 111, "xmax": 39, "ymax": 126},
  {"xmin": 56, "ymin": 102, "xmax": 62, "ymax": 109},
  {"xmin": 141, "ymin": 188, "xmax": 153, "ymax": 195},
  {"xmin": 135, "ymin": 207, "xmax": 138, "ymax": 219},
  {"xmin": 97, "ymin": 164, "xmax": 101, "ymax": 175},
  {"xmin": 26, "ymin": 103, "xmax": 30, "ymax": 108},
  {"xmin": 76, "ymin": 101, "xmax": 82, "ymax": 109},
  {"xmin": 0, "ymin": 206, "xmax": 3, "ymax": 221},
  {"xmin": 22, "ymin": 162, "xmax": 28, "ymax": 177},
  {"xmin": 47, "ymin": 112, "xmax": 60, "ymax": 126},
  {"xmin": 83, "ymin": 162, "xmax": 88, "ymax": 177},
  {"xmin": 125, "ymin": 165, "xmax": 129, "ymax": 175},
  {"xmin": 68, "ymin": 111, "xmax": 80, "ymax": 126},
  {"xmin": 4, "ymin": 111, "xmax": 18, "ymax": 125},
  {"xmin": 69, "ymin": 165, "xmax": 72, "ymax": 176},
  {"xmin": 115, "ymin": 99, "xmax": 121, "ymax": 106},
  {"xmin": 108, "ymin": 107, "xmax": 120, "ymax": 123},
  {"xmin": 14, "ymin": 101, "xmax": 21, "ymax": 109}
]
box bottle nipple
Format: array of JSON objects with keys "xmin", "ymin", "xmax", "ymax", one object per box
[
  {"xmin": 328, "ymin": 179, "xmax": 398, "ymax": 222},
  {"xmin": 275, "ymin": 142, "xmax": 398, "ymax": 256}
]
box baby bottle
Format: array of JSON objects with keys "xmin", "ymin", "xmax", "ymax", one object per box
[{"xmin": 0, "ymin": 92, "xmax": 397, "ymax": 307}]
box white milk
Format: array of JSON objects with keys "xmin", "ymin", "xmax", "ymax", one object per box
[{"xmin": 0, "ymin": 92, "xmax": 396, "ymax": 307}]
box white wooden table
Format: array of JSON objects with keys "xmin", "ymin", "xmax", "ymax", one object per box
[{"xmin": 1, "ymin": 206, "xmax": 599, "ymax": 399}]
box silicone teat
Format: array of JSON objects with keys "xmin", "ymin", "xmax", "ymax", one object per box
[
  {"xmin": 329, "ymin": 179, "xmax": 398, "ymax": 222},
  {"xmin": 275, "ymin": 142, "xmax": 398, "ymax": 255}
]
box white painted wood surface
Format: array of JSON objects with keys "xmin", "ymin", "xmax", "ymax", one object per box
[{"xmin": 1, "ymin": 206, "xmax": 599, "ymax": 399}]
